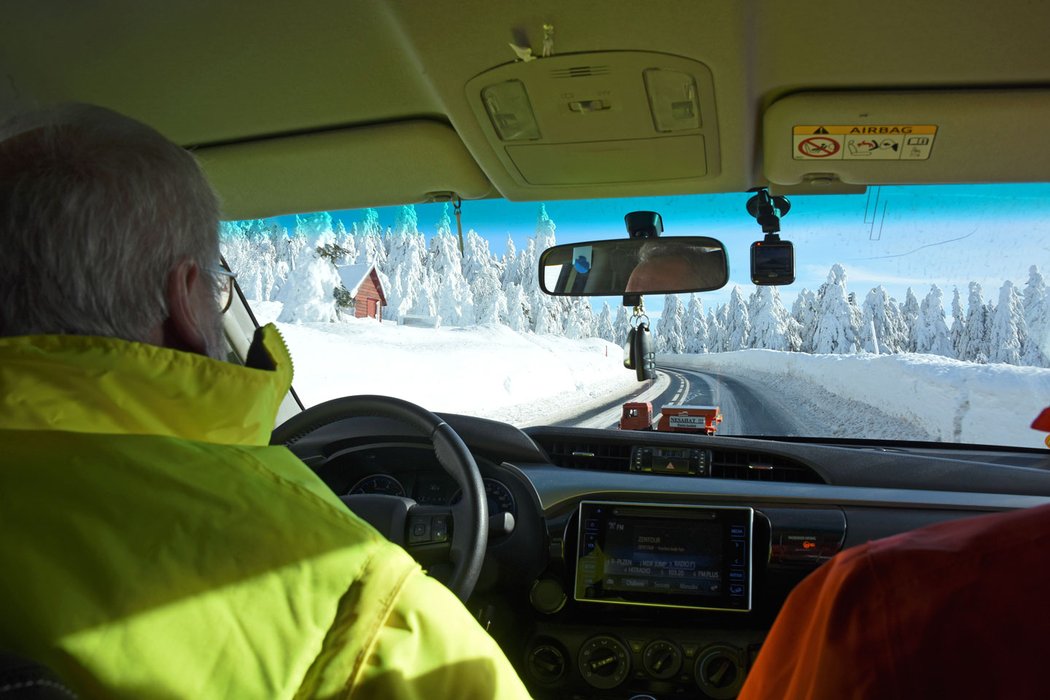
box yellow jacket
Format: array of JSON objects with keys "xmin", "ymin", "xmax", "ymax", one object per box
[{"xmin": 0, "ymin": 325, "xmax": 532, "ymax": 699}]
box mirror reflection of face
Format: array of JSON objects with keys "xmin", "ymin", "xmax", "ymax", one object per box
[
  {"xmin": 626, "ymin": 255, "xmax": 703, "ymax": 293},
  {"xmin": 538, "ymin": 236, "xmax": 728, "ymax": 296}
]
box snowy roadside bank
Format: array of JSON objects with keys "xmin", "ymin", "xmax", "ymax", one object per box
[
  {"xmin": 266, "ymin": 311, "xmax": 638, "ymax": 427},
  {"xmin": 670, "ymin": 350, "xmax": 1050, "ymax": 449}
]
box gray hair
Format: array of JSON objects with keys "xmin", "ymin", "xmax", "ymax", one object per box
[{"xmin": 0, "ymin": 103, "xmax": 221, "ymax": 342}]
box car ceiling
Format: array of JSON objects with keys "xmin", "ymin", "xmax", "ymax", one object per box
[{"xmin": 3, "ymin": 1, "xmax": 1050, "ymax": 219}]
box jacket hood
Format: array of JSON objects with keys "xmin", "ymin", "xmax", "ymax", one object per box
[{"xmin": 0, "ymin": 323, "xmax": 293, "ymax": 445}]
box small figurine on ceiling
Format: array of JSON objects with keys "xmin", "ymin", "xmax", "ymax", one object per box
[
  {"xmin": 508, "ymin": 43, "xmax": 535, "ymax": 62},
  {"xmin": 542, "ymin": 23, "xmax": 555, "ymax": 57}
]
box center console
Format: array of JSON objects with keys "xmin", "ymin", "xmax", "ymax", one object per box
[
  {"xmin": 521, "ymin": 500, "xmax": 845, "ymax": 699},
  {"xmin": 575, "ymin": 501, "xmax": 753, "ymax": 613}
]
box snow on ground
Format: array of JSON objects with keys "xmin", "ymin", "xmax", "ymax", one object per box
[
  {"xmin": 672, "ymin": 350, "xmax": 1050, "ymax": 449},
  {"xmin": 260, "ymin": 301, "xmax": 638, "ymax": 426}
]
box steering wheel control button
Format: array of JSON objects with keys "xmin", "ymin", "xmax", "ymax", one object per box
[
  {"xmin": 408, "ymin": 516, "xmax": 431, "ymax": 544},
  {"xmin": 431, "ymin": 515, "xmax": 449, "ymax": 542},
  {"xmin": 407, "ymin": 514, "xmax": 451, "ymax": 544},
  {"xmin": 578, "ymin": 635, "xmax": 630, "ymax": 690}
]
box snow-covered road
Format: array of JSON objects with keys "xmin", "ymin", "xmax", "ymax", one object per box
[{"xmin": 556, "ymin": 364, "xmax": 809, "ymax": 435}]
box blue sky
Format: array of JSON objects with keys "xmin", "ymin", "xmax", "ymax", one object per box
[{"xmin": 269, "ymin": 184, "xmax": 1050, "ymax": 313}]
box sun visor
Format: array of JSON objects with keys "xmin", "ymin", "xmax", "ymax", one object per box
[
  {"xmin": 764, "ymin": 90, "xmax": 1050, "ymax": 189},
  {"xmin": 196, "ymin": 120, "xmax": 494, "ymax": 220}
]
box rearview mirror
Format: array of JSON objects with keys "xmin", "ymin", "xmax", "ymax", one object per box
[{"xmin": 538, "ymin": 236, "xmax": 730, "ymax": 296}]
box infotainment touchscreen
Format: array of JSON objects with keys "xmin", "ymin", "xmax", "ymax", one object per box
[{"xmin": 574, "ymin": 501, "xmax": 753, "ymax": 612}]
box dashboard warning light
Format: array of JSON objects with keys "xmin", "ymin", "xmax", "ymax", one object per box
[{"xmin": 802, "ymin": 540, "xmax": 816, "ymax": 550}]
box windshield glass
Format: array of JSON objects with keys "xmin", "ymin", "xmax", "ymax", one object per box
[{"xmin": 221, "ymin": 184, "xmax": 1050, "ymax": 449}]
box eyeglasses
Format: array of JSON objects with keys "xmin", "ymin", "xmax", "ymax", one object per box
[{"xmin": 208, "ymin": 262, "xmax": 238, "ymax": 314}]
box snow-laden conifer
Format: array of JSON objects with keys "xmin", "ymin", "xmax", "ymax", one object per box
[
  {"xmin": 915, "ymin": 285, "xmax": 954, "ymax": 357},
  {"xmin": 813, "ymin": 265, "xmax": 861, "ymax": 354},
  {"xmin": 988, "ymin": 281, "xmax": 1027, "ymax": 364}
]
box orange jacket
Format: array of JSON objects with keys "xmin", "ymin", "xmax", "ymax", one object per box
[{"xmin": 740, "ymin": 503, "xmax": 1050, "ymax": 699}]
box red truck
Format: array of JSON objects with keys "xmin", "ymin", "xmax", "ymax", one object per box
[
  {"xmin": 619, "ymin": 402, "xmax": 654, "ymax": 431},
  {"xmin": 619, "ymin": 402, "xmax": 723, "ymax": 435},
  {"xmin": 656, "ymin": 405, "xmax": 723, "ymax": 435}
]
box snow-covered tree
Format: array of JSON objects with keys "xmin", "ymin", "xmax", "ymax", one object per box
[
  {"xmin": 813, "ymin": 264, "xmax": 861, "ymax": 354},
  {"xmin": 949, "ymin": 287, "xmax": 966, "ymax": 358},
  {"xmin": 613, "ymin": 305, "xmax": 632, "ymax": 346},
  {"xmin": 383, "ymin": 205, "xmax": 435, "ymax": 321},
  {"xmin": 463, "ymin": 230, "xmax": 506, "ymax": 325},
  {"xmin": 792, "ymin": 288, "xmax": 819, "ymax": 353},
  {"xmin": 988, "ymin": 281, "xmax": 1027, "ymax": 364},
  {"xmin": 1021, "ymin": 266, "xmax": 1049, "ymax": 367},
  {"xmin": 220, "ymin": 219, "xmax": 279, "ymax": 302},
  {"xmin": 358, "ymin": 209, "xmax": 386, "ymax": 267},
  {"xmin": 595, "ymin": 303, "xmax": 616, "ymax": 343},
  {"xmin": 656, "ymin": 294, "xmax": 686, "ymax": 353},
  {"xmin": 563, "ymin": 298, "xmax": 595, "ymax": 339},
  {"xmin": 959, "ymin": 282, "xmax": 991, "ymax": 362},
  {"xmin": 276, "ymin": 215, "xmax": 342, "ymax": 323},
  {"xmin": 503, "ymin": 283, "xmax": 529, "ymax": 332},
  {"xmin": 723, "ymin": 287, "xmax": 751, "ymax": 351},
  {"xmin": 683, "ymin": 294, "xmax": 709, "ymax": 354},
  {"xmin": 525, "ymin": 208, "xmax": 561, "ymax": 334},
  {"xmin": 914, "ymin": 285, "xmax": 954, "ymax": 357},
  {"xmin": 748, "ymin": 286, "xmax": 797, "ymax": 351},
  {"xmin": 901, "ymin": 288, "xmax": 920, "ymax": 352},
  {"xmin": 332, "ymin": 219, "xmax": 359, "ymax": 265},
  {"xmin": 860, "ymin": 286, "xmax": 906, "ymax": 354},
  {"xmin": 428, "ymin": 207, "xmax": 474, "ymax": 326}
]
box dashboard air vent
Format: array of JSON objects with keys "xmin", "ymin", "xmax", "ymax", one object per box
[
  {"xmin": 538, "ymin": 439, "xmax": 632, "ymax": 471},
  {"xmin": 550, "ymin": 65, "xmax": 611, "ymax": 79},
  {"xmin": 709, "ymin": 449, "xmax": 823, "ymax": 484}
]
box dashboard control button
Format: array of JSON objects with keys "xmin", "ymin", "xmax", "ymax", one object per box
[
  {"xmin": 642, "ymin": 640, "xmax": 682, "ymax": 680},
  {"xmin": 527, "ymin": 643, "xmax": 567, "ymax": 684},
  {"xmin": 578, "ymin": 635, "xmax": 630, "ymax": 690},
  {"xmin": 408, "ymin": 516, "xmax": 431, "ymax": 544},
  {"xmin": 431, "ymin": 515, "xmax": 449, "ymax": 542},
  {"xmin": 695, "ymin": 645, "xmax": 744, "ymax": 699},
  {"xmin": 529, "ymin": 577, "xmax": 567, "ymax": 614}
]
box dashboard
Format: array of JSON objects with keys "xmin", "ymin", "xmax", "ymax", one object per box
[{"xmin": 284, "ymin": 413, "xmax": 1050, "ymax": 700}]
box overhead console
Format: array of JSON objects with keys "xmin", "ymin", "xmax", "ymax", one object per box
[{"xmin": 464, "ymin": 52, "xmax": 721, "ymax": 199}]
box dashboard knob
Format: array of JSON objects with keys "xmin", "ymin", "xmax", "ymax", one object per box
[
  {"xmin": 527, "ymin": 642, "xmax": 567, "ymax": 684},
  {"xmin": 695, "ymin": 645, "xmax": 744, "ymax": 699},
  {"xmin": 642, "ymin": 640, "xmax": 682, "ymax": 680},
  {"xmin": 578, "ymin": 635, "xmax": 630, "ymax": 690}
]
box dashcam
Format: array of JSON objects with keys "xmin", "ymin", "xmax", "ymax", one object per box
[{"xmin": 750, "ymin": 239, "xmax": 795, "ymax": 285}]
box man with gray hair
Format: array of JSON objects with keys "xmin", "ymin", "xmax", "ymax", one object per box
[{"xmin": 0, "ymin": 105, "xmax": 532, "ymax": 698}]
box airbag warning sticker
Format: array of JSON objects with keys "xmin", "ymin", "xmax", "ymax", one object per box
[{"xmin": 793, "ymin": 125, "xmax": 937, "ymax": 161}]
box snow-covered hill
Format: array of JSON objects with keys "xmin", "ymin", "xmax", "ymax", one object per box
[
  {"xmin": 671, "ymin": 350, "xmax": 1050, "ymax": 449},
  {"xmin": 260, "ymin": 302, "xmax": 638, "ymax": 427}
]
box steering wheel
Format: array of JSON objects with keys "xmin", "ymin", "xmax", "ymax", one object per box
[{"xmin": 270, "ymin": 395, "xmax": 488, "ymax": 601}]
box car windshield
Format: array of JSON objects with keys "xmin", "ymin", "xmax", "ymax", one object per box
[{"xmin": 221, "ymin": 183, "xmax": 1050, "ymax": 450}]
